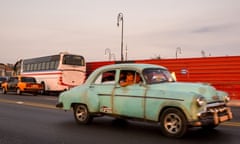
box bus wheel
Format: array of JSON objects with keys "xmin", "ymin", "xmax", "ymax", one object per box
[
  {"xmin": 73, "ymin": 104, "xmax": 93, "ymax": 125},
  {"xmin": 40, "ymin": 82, "xmax": 45, "ymax": 95},
  {"xmin": 16, "ymin": 88, "xmax": 22, "ymax": 95},
  {"xmin": 40, "ymin": 89, "xmax": 45, "ymax": 95}
]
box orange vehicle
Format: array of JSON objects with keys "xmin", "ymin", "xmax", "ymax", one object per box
[{"xmin": 1, "ymin": 76, "xmax": 43, "ymax": 95}]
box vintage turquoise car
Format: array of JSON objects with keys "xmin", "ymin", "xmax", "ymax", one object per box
[{"xmin": 56, "ymin": 63, "xmax": 233, "ymax": 138}]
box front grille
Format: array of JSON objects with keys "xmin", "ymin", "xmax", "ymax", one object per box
[{"xmin": 199, "ymin": 103, "xmax": 228, "ymax": 119}]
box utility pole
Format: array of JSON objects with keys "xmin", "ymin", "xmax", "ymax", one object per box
[{"xmin": 117, "ymin": 12, "xmax": 124, "ymax": 61}]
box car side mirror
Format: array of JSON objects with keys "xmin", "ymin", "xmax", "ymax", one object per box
[
  {"xmin": 138, "ymin": 82, "xmax": 143, "ymax": 86},
  {"xmin": 171, "ymin": 72, "xmax": 177, "ymax": 81}
]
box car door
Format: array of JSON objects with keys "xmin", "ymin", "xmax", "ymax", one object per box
[
  {"xmin": 89, "ymin": 70, "xmax": 116, "ymax": 114},
  {"xmin": 113, "ymin": 70, "xmax": 147, "ymax": 119}
]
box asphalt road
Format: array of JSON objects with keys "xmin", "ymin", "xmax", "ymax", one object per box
[{"xmin": 0, "ymin": 93, "xmax": 240, "ymax": 144}]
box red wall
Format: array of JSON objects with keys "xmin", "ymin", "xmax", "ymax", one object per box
[
  {"xmin": 87, "ymin": 56, "xmax": 240, "ymax": 100},
  {"xmin": 86, "ymin": 61, "xmax": 115, "ymax": 77}
]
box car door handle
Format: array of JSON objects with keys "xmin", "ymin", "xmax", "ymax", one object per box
[{"xmin": 89, "ymin": 86, "xmax": 94, "ymax": 88}]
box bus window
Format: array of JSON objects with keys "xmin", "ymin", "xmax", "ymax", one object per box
[
  {"xmin": 46, "ymin": 62, "xmax": 50, "ymax": 70},
  {"xmin": 23, "ymin": 64, "xmax": 27, "ymax": 72},
  {"xmin": 34, "ymin": 63, "xmax": 38, "ymax": 71},
  {"xmin": 50, "ymin": 61, "xmax": 56, "ymax": 70},
  {"xmin": 54, "ymin": 61, "xmax": 59, "ymax": 69},
  {"xmin": 37, "ymin": 63, "xmax": 41, "ymax": 71},
  {"xmin": 30, "ymin": 64, "xmax": 34, "ymax": 71},
  {"xmin": 41, "ymin": 62, "xmax": 46, "ymax": 70}
]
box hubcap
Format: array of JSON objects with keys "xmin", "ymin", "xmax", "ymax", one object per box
[
  {"xmin": 17, "ymin": 89, "xmax": 21, "ymax": 94},
  {"xmin": 164, "ymin": 113, "xmax": 182, "ymax": 134},
  {"xmin": 75, "ymin": 105, "xmax": 88, "ymax": 121}
]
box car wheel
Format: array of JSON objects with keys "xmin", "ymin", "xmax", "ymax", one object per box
[
  {"xmin": 16, "ymin": 88, "xmax": 22, "ymax": 95},
  {"xmin": 2, "ymin": 88, "xmax": 7, "ymax": 94},
  {"xmin": 73, "ymin": 104, "xmax": 93, "ymax": 124},
  {"xmin": 160, "ymin": 108, "xmax": 188, "ymax": 138}
]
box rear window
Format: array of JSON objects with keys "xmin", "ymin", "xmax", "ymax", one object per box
[
  {"xmin": 0, "ymin": 77, "xmax": 7, "ymax": 82},
  {"xmin": 62, "ymin": 55, "xmax": 85, "ymax": 66},
  {"xmin": 21, "ymin": 77, "xmax": 36, "ymax": 83}
]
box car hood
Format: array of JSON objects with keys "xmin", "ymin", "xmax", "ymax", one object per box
[{"xmin": 148, "ymin": 82, "xmax": 227, "ymax": 102}]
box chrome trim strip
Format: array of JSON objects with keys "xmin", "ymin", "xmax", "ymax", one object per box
[{"xmin": 206, "ymin": 102, "xmax": 225, "ymax": 108}]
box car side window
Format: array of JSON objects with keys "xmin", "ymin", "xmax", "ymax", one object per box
[
  {"xmin": 14, "ymin": 78, "xmax": 18, "ymax": 83},
  {"xmin": 94, "ymin": 70, "xmax": 116, "ymax": 85},
  {"xmin": 119, "ymin": 70, "xmax": 142, "ymax": 87},
  {"xmin": 9, "ymin": 77, "xmax": 18, "ymax": 83}
]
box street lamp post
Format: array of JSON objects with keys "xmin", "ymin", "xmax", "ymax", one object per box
[
  {"xmin": 105, "ymin": 48, "xmax": 112, "ymax": 61},
  {"xmin": 105, "ymin": 48, "xmax": 116, "ymax": 61},
  {"xmin": 111, "ymin": 53, "xmax": 116, "ymax": 61},
  {"xmin": 117, "ymin": 12, "xmax": 124, "ymax": 61},
  {"xmin": 176, "ymin": 47, "xmax": 182, "ymax": 59}
]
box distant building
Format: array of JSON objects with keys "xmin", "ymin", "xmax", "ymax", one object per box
[
  {"xmin": 0, "ymin": 63, "xmax": 5, "ymax": 76},
  {"xmin": 0, "ymin": 63, "xmax": 14, "ymax": 77}
]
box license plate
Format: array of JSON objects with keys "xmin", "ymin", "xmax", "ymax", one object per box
[
  {"xmin": 219, "ymin": 115, "xmax": 229, "ymax": 122},
  {"xmin": 31, "ymin": 85, "xmax": 38, "ymax": 88}
]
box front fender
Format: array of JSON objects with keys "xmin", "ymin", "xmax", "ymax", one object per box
[
  {"xmin": 158, "ymin": 101, "xmax": 192, "ymax": 121},
  {"xmin": 84, "ymin": 89, "xmax": 99, "ymax": 112}
]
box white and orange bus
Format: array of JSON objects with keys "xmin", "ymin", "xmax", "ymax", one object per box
[{"xmin": 14, "ymin": 52, "xmax": 86, "ymax": 93}]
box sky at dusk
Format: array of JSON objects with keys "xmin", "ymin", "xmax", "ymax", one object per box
[{"xmin": 0, "ymin": 0, "xmax": 240, "ymax": 64}]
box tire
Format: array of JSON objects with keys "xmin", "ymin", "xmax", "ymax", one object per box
[
  {"xmin": 2, "ymin": 88, "xmax": 7, "ymax": 94},
  {"xmin": 160, "ymin": 108, "xmax": 188, "ymax": 138},
  {"xmin": 16, "ymin": 88, "xmax": 22, "ymax": 95},
  {"xmin": 40, "ymin": 82, "xmax": 45, "ymax": 95},
  {"xmin": 73, "ymin": 104, "xmax": 93, "ymax": 124}
]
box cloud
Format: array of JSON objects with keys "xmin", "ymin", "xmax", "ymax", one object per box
[{"xmin": 191, "ymin": 23, "xmax": 234, "ymax": 33}]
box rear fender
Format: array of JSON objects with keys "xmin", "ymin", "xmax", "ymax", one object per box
[{"xmin": 62, "ymin": 88, "xmax": 99, "ymax": 112}]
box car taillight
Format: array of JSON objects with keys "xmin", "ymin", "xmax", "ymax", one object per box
[{"xmin": 59, "ymin": 76, "xmax": 63, "ymax": 84}]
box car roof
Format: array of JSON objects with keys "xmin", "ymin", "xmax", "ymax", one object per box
[
  {"xmin": 96, "ymin": 63, "xmax": 167, "ymax": 71},
  {"xmin": 85, "ymin": 63, "xmax": 169, "ymax": 84}
]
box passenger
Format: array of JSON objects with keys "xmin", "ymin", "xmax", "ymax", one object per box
[
  {"xmin": 119, "ymin": 72, "xmax": 134, "ymax": 87},
  {"xmin": 135, "ymin": 73, "xmax": 142, "ymax": 84}
]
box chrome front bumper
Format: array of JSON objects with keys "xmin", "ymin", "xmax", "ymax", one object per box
[{"xmin": 192, "ymin": 103, "xmax": 233, "ymax": 126}]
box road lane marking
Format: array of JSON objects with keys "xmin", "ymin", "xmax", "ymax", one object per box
[
  {"xmin": 222, "ymin": 121, "xmax": 240, "ymax": 127},
  {"xmin": 16, "ymin": 101, "xmax": 24, "ymax": 104},
  {"xmin": 0, "ymin": 98, "xmax": 56, "ymax": 109}
]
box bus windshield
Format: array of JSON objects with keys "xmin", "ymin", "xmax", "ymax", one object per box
[{"xmin": 62, "ymin": 55, "xmax": 85, "ymax": 66}]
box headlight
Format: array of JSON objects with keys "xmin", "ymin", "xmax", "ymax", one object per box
[
  {"xmin": 224, "ymin": 95, "xmax": 230, "ymax": 103},
  {"xmin": 196, "ymin": 96, "xmax": 206, "ymax": 107}
]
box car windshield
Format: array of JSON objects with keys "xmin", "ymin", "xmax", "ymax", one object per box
[{"xmin": 143, "ymin": 68, "xmax": 175, "ymax": 84}]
